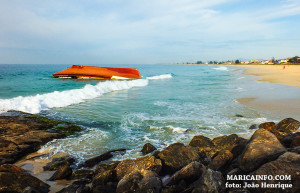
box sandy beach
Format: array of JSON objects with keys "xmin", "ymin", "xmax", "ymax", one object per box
[
  {"xmin": 232, "ymin": 65, "xmax": 300, "ymax": 120},
  {"xmin": 233, "ymin": 64, "xmax": 300, "ymax": 87}
]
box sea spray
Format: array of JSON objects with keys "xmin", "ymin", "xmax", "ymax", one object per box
[{"xmin": 0, "ymin": 74, "xmax": 173, "ymax": 114}]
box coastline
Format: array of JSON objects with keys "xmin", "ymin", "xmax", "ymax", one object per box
[
  {"xmin": 1, "ymin": 112, "xmax": 299, "ymax": 192},
  {"xmin": 231, "ymin": 64, "xmax": 300, "ymax": 88},
  {"xmin": 229, "ymin": 64, "xmax": 300, "ymax": 121}
]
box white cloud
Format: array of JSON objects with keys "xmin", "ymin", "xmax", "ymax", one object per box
[{"xmin": 0, "ymin": 0, "xmax": 299, "ymax": 63}]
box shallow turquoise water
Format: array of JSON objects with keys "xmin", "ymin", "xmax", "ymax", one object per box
[{"xmin": 0, "ymin": 64, "xmax": 273, "ymax": 162}]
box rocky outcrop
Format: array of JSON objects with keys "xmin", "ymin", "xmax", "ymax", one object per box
[
  {"xmin": 158, "ymin": 143, "xmax": 200, "ymax": 174},
  {"xmin": 258, "ymin": 121, "xmax": 276, "ymax": 131},
  {"xmin": 250, "ymin": 152, "xmax": 300, "ymax": 193},
  {"xmin": 71, "ymin": 169, "xmax": 94, "ymax": 181},
  {"xmin": 80, "ymin": 149, "xmax": 126, "ymax": 168},
  {"xmin": 189, "ymin": 134, "xmax": 246, "ymax": 160},
  {"xmin": 0, "ymin": 164, "xmax": 50, "ymax": 193},
  {"xmin": 165, "ymin": 161, "xmax": 205, "ymax": 186},
  {"xmin": 116, "ymin": 155, "xmax": 162, "ymax": 179},
  {"xmin": 281, "ymin": 132, "xmax": 300, "ymax": 148},
  {"xmin": 269, "ymin": 118, "xmax": 300, "ymax": 140},
  {"xmin": 275, "ymin": 118, "xmax": 300, "ymax": 134},
  {"xmin": 185, "ymin": 168, "xmax": 225, "ymax": 193},
  {"xmin": 116, "ymin": 169, "xmax": 162, "ymax": 193},
  {"xmin": 238, "ymin": 129, "xmax": 286, "ymax": 172},
  {"xmin": 141, "ymin": 143, "xmax": 157, "ymax": 155},
  {"xmin": 57, "ymin": 180, "xmax": 91, "ymax": 193},
  {"xmin": 0, "ymin": 112, "xmax": 81, "ymax": 165},
  {"xmin": 208, "ymin": 150, "xmax": 233, "ymax": 171},
  {"xmin": 49, "ymin": 165, "xmax": 73, "ymax": 181},
  {"xmin": 43, "ymin": 156, "xmax": 75, "ymax": 171}
]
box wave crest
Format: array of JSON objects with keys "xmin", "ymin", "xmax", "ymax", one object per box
[{"xmin": 0, "ymin": 74, "xmax": 172, "ymax": 114}]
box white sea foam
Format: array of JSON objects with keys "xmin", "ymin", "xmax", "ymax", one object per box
[
  {"xmin": 213, "ymin": 66, "xmax": 228, "ymax": 71},
  {"xmin": 0, "ymin": 74, "xmax": 172, "ymax": 114},
  {"xmin": 146, "ymin": 74, "xmax": 172, "ymax": 80}
]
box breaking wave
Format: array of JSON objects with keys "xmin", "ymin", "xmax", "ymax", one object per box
[
  {"xmin": 146, "ymin": 74, "xmax": 172, "ymax": 80},
  {"xmin": 213, "ymin": 66, "xmax": 228, "ymax": 71},
  {"xmin": 0, "ymin": 74, "xmax": 172, "ymax": 114}
]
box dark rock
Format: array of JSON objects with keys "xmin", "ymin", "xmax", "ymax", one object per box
[
  {"xmin": 71, "ymin": 169, "xmax": 94, "ymax": 180},
  {"xmin": 158, "ymin": 143, "xmax": 200, "ymax": 174},
  {"xmin": 281, "ymin": 132, "xmax": 300, "ymax": 148},
  {"xmin": 92, "ymin": 161, "xmax": 120, "ymax": 191},
  {"xmin": 162, "ymin": 180, "xmax": 188, "ymax": 193},
  {"xmin": 49, "ymin": 165, "xmax": 72, "ymax": 181},
  {"xmin": 227, "ymin": 189, "xmax": 250, "ymax": 193},
  {"xmin": 82, "ymin": 152, "xmax": 113, "ymax": 168},
  {"xmin": 275, "ymin": 118, "xmax": 300, "ymax": 134},
  {"xmin": 116, "ymin": 155, "xmax": 162, "ymax": 180},
  {"xmin": 208, "ymin": 150, "xmax": 233, "ymax": 171},
  {"xmin": 235, "ymin": 114, "xmax": 244, "ymax": 117},
  {"xmin": 186, "ymin": 168, "xmax": 225, "ymax": 193},
  {"xmin": 291, "ymin": 135, "xmax": 300, "ymax": 147},
  {"xmin": 21, "ymin": 186, "xmax": 41, "ymax": 193},
  {"xmin": 258, "ymin": 122, "xmax": 275, "ymax": 131},
  {"xmin": 44, "ymin": 156, "xmax": 75, "ymax": 171},
  {"xmin": 57, "ymin": 182, "xmax": 91, "ymax": 193},
  {"xmin": 230, "ymin": 138, "xmax": 248, "ymax": 159},
  {"xmin": 152, "ymin": 150, "xmax": 160, "ymax": 158},
  {"xmin": 226, "ymin": 168, "xmax": 244, "ymax": 176},
  {"xmin": 165, "ymin": 161, "xmax": 205, "ymax": 186},
  {"xmin": 189, "ymin": 134, "xmax": 245, "ymax": 160},
  {"xmin": 93, "ymin": 185, "xmax": 115, "ymax": 193},
  {"xmin": 116, "ymin": 169, "xmax": 162, "ymax": 193},
  {"xmin": 0, "ymin": 113, "xmax": 81, "ymax": 164},
  {"xmin": 249, "ymin": 124, "xmax": 257, "ymax": 130},
  {"xmin": 288, "ymin": 146, "xmax": 300, "ymax": 154},
  {"xmin": 93, "ymin": 169, "xmax": 117, "ymax": 187},
  {"xmin": 54, "ymin": 124, "xmax": 82, "ymax": 136},
  {"xmin": 238, "ymin": 129, "xmax": 286, "ymax": 172},
  {"xmin": 0, "ymin": 164, "xmax": 50, "ymax": 193},
  {"xmin": 250, "ymin": 152, "xmax": 300, "ymax": 193},
  {"xmin": 212, "ymin": 134, "xmax": 239, "ymax": 151},
  {"xmin": 141, "ymin": 143, "xmax": 157, "ymax": 155},
  {"xmin": 189, "ymin": 135, "xmax": 214, "ymax": 148},
  {"xmin": 267, "ymin": 118, "xmax": 300, "ymax": 141},
  {"xmin": 95, "ymin": 162, "xmax": 120, "ymax": 175},
  {"xmin": 81, "ymin": 149, "xmax": 126, "ymax": 168}
]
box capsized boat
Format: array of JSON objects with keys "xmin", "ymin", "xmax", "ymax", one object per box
[{"xmin": 53, "ymin": 65, "xmax": 141, "ymax": 79}]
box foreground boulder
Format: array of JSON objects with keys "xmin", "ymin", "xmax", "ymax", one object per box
[
  {"xmin": 49, "ymin": 165, "xmax": 73, "ymax": 181},
  {"xmin": 238, "ymin": 129, "xmax": 286, "ymax": 172},
  {"xmin": 275, "ymin": 118, "xmax": 300, "ymax": 134},
  {"xmin": 208, "ymin": 150, "xmax": 233, "ymax": 171},
  {"xmin": 116, "ymin": 155, "xmax": 162, "ymax": 180},
  {"xmin": 141, "ymin": 143, "xmax": 157, "ymax": 155},
  {"xmin": 43, "ymin": 156, "xmax": 75, "ymax": 171},
  {"xmin": 250, "ymin": 152, "xmax": 300, "ymax": 193},
  {"xmin": 116, "ymin": 169, "xmax": 162, "ymax": 193},
  {"xmin": 165, "ymin": 161, "xmax": 205, "ymax": 186},
  {"xmin": 185, "ymin": 167, "xmax": 225, "ymax": 193},
  {"xmin": 189, "ymin": 134, "xmax": 245, "ymax": 160},
  {"xmin": 258, "ymin": 122, "xmax": 276, "ymax": 131},
  {"xmin": 280, "ymin": 132, "xmax": 300, "ymax": 148},
  {"xmin": 270, "ymin": 118, "xmax": 300, "ymax": 140},
  {"xmin": 0, "ymin": 164, "xmax": 50, "ymax": 193},
  {"xmin": 158, "ymin": 143, "xmax": 200, "ymax": 174}
]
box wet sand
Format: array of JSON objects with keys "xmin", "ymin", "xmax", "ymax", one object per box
[{"xmin": 232, "ymin": 65, "xmax": 300, "ymax": 120}]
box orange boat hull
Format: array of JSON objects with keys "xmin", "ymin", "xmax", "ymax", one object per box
[{"xmin": 53, "ymin": 65, "xmax": 141, "ymax": 79}]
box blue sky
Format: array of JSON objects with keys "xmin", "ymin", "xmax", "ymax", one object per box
[{"xmin": 0, "ymin": 0, "xmax": 299, "ymax": 64}]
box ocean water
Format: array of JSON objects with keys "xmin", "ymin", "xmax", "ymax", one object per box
[{"xmin": 0, "ymin": 64, "xmax": 272, "ymax": 163}]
